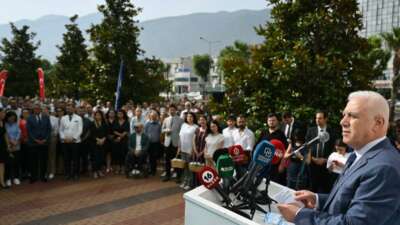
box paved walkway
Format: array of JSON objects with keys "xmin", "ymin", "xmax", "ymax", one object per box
[{"xmin": 0, "ymin": 174, "xmax": 185, "ymax": 225}]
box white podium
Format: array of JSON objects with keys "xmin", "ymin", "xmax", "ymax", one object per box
[{"xmin": 183, "ymin": 181, "xmax": 295, "ymax": 225}]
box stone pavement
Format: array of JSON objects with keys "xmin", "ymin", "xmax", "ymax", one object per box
[{"xmin": 0, "ymin": 174, "xmax": 185, "ymax": 225}]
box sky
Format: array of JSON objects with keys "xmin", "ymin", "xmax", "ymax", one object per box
[{"xmin": 0, "ymin": 0, "xmax": 267, "ymax": 24}]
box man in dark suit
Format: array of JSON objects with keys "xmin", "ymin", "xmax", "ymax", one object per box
[
  {"xmin": 305, "ymin": 110, "xmax": 336, "ymax": 193},
  {"xmin": 282, "ymin": 111, "xmax": 305, "ymax": 142},
  {"xmin": 278, "ymin": 91, "xmax": 400, "ymax": 225},
  {"xmin": 126, "ymin": 123, "xmax": 150, "ymax": 177},
  {"xmin": 27, "ymin": 103, "xmax": 51, "ymax": 183}
]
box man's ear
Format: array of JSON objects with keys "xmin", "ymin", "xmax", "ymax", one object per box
[{"xmin": 373, "ymin": 116, "xmax": 385, "ymax": 131}]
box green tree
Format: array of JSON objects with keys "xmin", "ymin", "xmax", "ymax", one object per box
[
  {"xmin": 193, "ymin": 54, "xmax": 212, "ymax": 82},
  {"xmin": 213, "ymin": 0, "xmax": 389, "ymax": 126},
  {"xmin": 213, "ymin": 41, "xmax": 252, "ymax": 116},
  {"xmin": 55, "ymin": 15, "xmax": 90, "ymax": 98},
  {"xmin": 0, "ymin": 23, "xmax": 41, "ymax": 97},
  {"xmin": 381, "ymin": 27, "xmax": 400, "ymax": 123},
  {"xmin": 88, "ymin": 0, "xmax": 168, "ymax": 103}
]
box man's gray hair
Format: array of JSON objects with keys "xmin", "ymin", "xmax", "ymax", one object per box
[{"xmin": 348, "ymin": 91, "xmax": 389, "ymax": 129}]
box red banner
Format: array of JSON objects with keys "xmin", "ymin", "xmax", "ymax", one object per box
[
  {"xmin": 37, "ymin": 68, "xmax": 45, "ymax": 100},
  {"xmin": 0, "ymin": 70, "xmax": 8, "ymax": 97}
]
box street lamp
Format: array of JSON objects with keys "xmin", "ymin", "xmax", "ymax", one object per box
[
  {"xmin": 200, "ymin": 37, "xmax": 221, "ymax": 93},
  {"xmin": 199, "ymin": 37, "xmax": 221, "ymax": 57}
]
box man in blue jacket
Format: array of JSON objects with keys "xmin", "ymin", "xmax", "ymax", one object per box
[
  {"xmin": 27, "ymin": 103, "xmax": 51, "ymax": 183},
  {"xmin": 278, "ymin": 91, "xmax": 400, "ymax": 225}
]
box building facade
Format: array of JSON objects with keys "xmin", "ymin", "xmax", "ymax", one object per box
[
  {"xmin": 164, "ymin": 57, "xmax": 205, "ymax": 95},
  {"xmin": 359, "ymin": 0, "xmax": 400, "ymax": 87}
]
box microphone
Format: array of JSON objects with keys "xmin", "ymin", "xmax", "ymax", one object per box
[
  {"xmin": 290, "ymin": 131, "xmax": 330, "ymax": 156},
  {"xmin": 213, "ymin": 148, "xmax": 228, "ymax": 163},
  {"xmin": 228, "ymin": 145, "xmax": 248, "ymax": 181},
  {"xmin": 197, "ymin": 166, "xmax": 232, "ymax": 206},
  {"xmin": 231, "ymin": 140, "xmax": 275, "ymax": 193},
  {"xmin": 270, "ymin": 139, "xmax": 285, "ymax": 165},
  {"xmin": 228, "ymin": 145, "xmax": 247, "ymax": 165},
  {"xmin": 197, "ymin": 166, "xmax": 251, "ymax": 219},
  {"xmin": 216, "ymin": 154, "xmax": 235, "ymax": 192}
]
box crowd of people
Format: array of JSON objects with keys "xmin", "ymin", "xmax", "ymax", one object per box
[{"xmin": 0, "ymin": 95, "xmax": 399, "ymax": 195}]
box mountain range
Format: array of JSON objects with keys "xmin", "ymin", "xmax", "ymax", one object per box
[{"xmin": 0, "ymin": 9, "xmax": 271, "ymax": 61}]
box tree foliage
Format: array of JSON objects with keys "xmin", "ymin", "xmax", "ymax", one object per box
[
  {"xmin": 55, "ymin": 15, "xmax": 90, "ymax": 99},
  {"xmin": 87, "ymin": 0, "xmax": 169, "ymax": 103},
  {"xmin": 213, "ymin": 0, "xmax": 389, "ymax": 126},
  {"xmin": 193, "ymin": 54, "xmax": 212, "ymax": 81},
  {"xmin": 381, "ymin": 27, "xmax": 400, "ymax": 123},
  {"xmin": 0, "ymin": 23, "xmax": 41, "ymax": 97}
]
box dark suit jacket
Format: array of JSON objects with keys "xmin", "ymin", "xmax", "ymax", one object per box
[
  {"xmin": 295, "ymin": 138, "xmax": 400, "ymax": 225},
  {"xmin": 305, "ymin": 126, "xmax": 336, "ymax": 159},
  {"xmin": 128, "ymin": 132, "xmax": 150, "ymax": 155},
  {"xmin": 283, "ymin": 120, "xmax": 306, "ymax": 141},
  {"xmin": 27, "ymin": 114, "xmax": 51, "ymax": 146}
]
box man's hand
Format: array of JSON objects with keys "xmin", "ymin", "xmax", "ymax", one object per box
[
  {"xmin": 35, "ymin": 139, "xmax": 46, "ymax": 145},
  {"xmin": 277, "ymin": 202, "xmax": 301, "ymax": 222},
  {"xmin": 332, "ymin": 160, "xmax": 344, "ymax": 168},
  {"xmin": 294, "ymin": 190, "xmax": 317, "ymax": 209},
  {"xmin": 313, "ymin": 157, "xmax": 326, "ymax": 166}
]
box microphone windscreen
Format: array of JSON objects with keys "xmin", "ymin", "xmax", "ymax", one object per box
[
  {"xmin": 270, "ymin": 139, "xmax": 285, "ymax": 165},
  {"xmin": 216, "ymin": 154, "xmax": 235, "ymax": 178},
  {"xmin": 197, "ymin": 166, "xmax": 221, "ymax": 189},
  {"xmin": 228, "ymin": 145, "xmax": 247, "ymax": 164},
  {"xmin": 252, "ymin": 140, "xmax": 275, "ymax": 166},
  {"xmin": 319, "ymin": 131, "xmax": 330, "ymax": 143},
  {"xmin": 213, "ymin": 148, "xmax": 228, "ymax": 163}
]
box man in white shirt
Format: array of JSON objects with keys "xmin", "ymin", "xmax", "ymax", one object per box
[
  {"xmin": 232, "ymin": 115, "xmax": 255, "ymax": 152},
  {"xmin": 59, "ymin": 104, "xmax": 83, "ymax": 181},
  {"xmin": 222, "ymin": 115, "xmax": 238, "ymax": 148}
]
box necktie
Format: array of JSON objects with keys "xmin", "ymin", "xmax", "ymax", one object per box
[
  {"xmin": 332, "ymin": 152, "xmax": 357, "ymax": 188},
  {"xmin": 37, "ymin": 115, "xmax": 41, "ymax": 125},
  {"xmin": 69, "ymin": 115, "xmax": 73, "ymax": 121},
  {"xmin": 343, "ymin": 153, "xmax": 357, "ymax": 175}
]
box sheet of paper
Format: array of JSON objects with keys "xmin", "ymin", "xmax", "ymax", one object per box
[{"xmin": 271, "ymin": 187, "xmax": 304, "ymax": 207}]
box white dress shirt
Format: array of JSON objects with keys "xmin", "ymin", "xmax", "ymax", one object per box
[
  {"xmin": 232, "ymin": 127, "xmax": 255, "ymax": 151},
  {"xmin": 135, "ymin": 134, "xmax": 142, "ymax": 151},
  {"xmin": 59, "ymin": 114, "xmax": 83, "ymax": 143},
  {"xmin": 222, "ymin": 126, "xmax": 238, "ymax": 148}
]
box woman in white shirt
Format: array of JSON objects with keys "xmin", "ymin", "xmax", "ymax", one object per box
[
  {"xmin": 327, "ymin": 139, "xmax": 350, "ymax": 181},
  {"xmin": 177, "ymin": 112, "xmax": 198, "ymax": 190},
  {"xmin": 205, "ymin": 120, "xmax": 224, "ymax": 167}
]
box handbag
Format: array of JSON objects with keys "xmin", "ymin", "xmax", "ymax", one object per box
[
  {"xmin": 171, "ymin": 152, "xmax": 186, "ymax": 169},
  {"xmin": 188, "ymin": 154, "xmax": 205, "ymax": 172}
]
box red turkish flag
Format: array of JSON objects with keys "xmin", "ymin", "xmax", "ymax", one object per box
[
  {"xmin": 0, "ymin": 70, "xmax": 9, "ymax": 97},
  {"xmin": 37, "ymin": 68, "xmax": 45, "ymax": 100}
]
